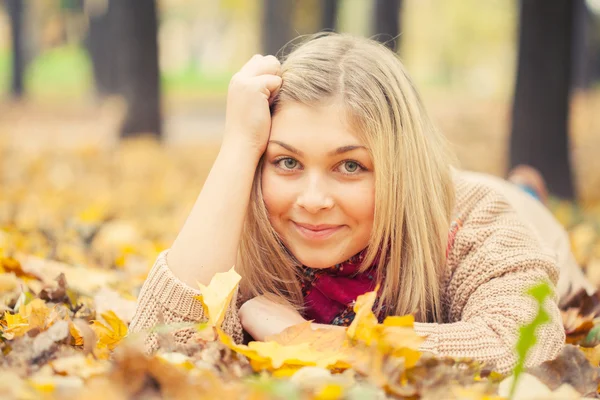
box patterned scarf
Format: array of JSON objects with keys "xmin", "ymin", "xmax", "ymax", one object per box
[{"xmin": 299, "ymin": 249, "xmax": 386, "ymax": 326}]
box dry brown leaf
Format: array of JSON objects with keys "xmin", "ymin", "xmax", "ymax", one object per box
[{"xmin": 526, "ymin": 344, "xmax": 600, "ymax": 396}]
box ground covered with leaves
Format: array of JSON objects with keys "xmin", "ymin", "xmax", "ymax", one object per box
[{"xmin": 1, "ymin": 137, "xmax": 600, "ymax": 399}]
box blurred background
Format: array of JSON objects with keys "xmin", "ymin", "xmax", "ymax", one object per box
[{"xmin": 0, "ymin": 0, "xmax": 600, "ymax": 285}]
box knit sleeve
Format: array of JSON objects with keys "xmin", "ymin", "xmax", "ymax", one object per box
[
  {"xmin": 128, "ymin": 249, "xmax": 244, "ymax": 353},
  {"xmin": 413, "ymin": 182, "xmax": 565, "ymax": 374}
]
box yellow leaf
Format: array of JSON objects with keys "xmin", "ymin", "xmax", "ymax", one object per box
[
  {"xmin": 219, "ymin": 327, "xmax": 344, "ymax": 372},
  {"xmin": 347, "ymin": 288, "xmax": 379, "ymax": 345},
  {"xmin": 315, "ymin": 383, "xmax": 343, "ymax": 400},
  {"xmin": 267, "ymin": 321, "xmax": 352, "ymax": 369},
  {"xmin": 271, "ymin": 365, "xmax": 304, "ymax": 378},
  {"xmin": 267, "ymin": 321, "xmax": 346, "ymax": 349},
  {"xmin": 195, "ymin": 266, "xmax": 241, "ymax": 327},
  {"xmin": 581, "ymin": 345, "xmax": 600, "ymax": 367},
  {"xmin": 90, "ymin": 310, "xmax": 128, "ymax": 352},
  {"xmin": 50, "ymin": 354, "xmax": 110, "ymax": 379},
  {"xmin": 28, "ymin": 378, "xmax": 56, "ymax": 394},
  {"xmin": 2, "ymin": 298, "xmax": 52, "ymax": 339},
  {"xmin": 383, "ymin": 315, "xmax": 415, "ymax": 327},
  {"xmin": 247, "ymin": 341, "xmax": 315, "ymax": 369},
  {"xmin": 218, "ymin": 328, "xmax": 270, "ymax": 365},
  {"xmin": 381, "ymin": 325, "xmax": 424, "ymax": 351},
  {"xmin": 69, "ymin": 322, "xmax": 84, "ymax": 346},
  {"xmin": 25, "ymin": 298, "xmax": 52, "ymax": 331},
  {"xmin": 157, "ymin": 352, "xmax": 196, "ymax": 371},
  {"xmin": 2, "ymin": 310, "xmax": 29, "ymax": 339},
  {"xmin": 0, "ymin": 272, "xmax": 19, "ymax": 292}
]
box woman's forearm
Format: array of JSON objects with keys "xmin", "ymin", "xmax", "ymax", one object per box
[{"xmin": 167, "ymin": 143, "xmax": 260, "ymax": 287}]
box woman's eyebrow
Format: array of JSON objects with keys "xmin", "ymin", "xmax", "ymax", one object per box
[
  {"xmin": 329, "ymin": 145, "xmax": 367, "ymax": 156},
  {"xmin": 269, "ymin": 140, "xmax": 303, "ymax": 156},
  {"xmin": 268, "ymin": 140, "xmax": 367, "ymax": 156}
]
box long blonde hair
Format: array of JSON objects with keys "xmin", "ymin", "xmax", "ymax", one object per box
[{"xmin": 238, "ymin": 32, "xmax": 456, "ymax": 323}]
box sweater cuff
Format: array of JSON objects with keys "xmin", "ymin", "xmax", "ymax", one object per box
[
  {"xmin": 413, "ymin": 320, "xmax": 509, "ymax": 361},
  {"xmin": 142, "ymin": 249, "xmax": 207, "ymax": 321}
]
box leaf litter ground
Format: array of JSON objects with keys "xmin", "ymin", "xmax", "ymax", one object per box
[{"xmin": 1, "ymin": 137, "xmax": 600, "ymax": 399}]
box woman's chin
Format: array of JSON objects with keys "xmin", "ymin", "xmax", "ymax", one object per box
[{"xmin": 292, "ymin": 250, "xmax": 346, "ymax": 269}]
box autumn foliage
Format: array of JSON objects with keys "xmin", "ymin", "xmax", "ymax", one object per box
[{"xmin": 1, "ymin": 137, "xmax": 600, "ymax": 399}]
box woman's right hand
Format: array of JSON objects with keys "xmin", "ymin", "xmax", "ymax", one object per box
[{"xmin": 223, "ymin": 54, "xmax": 283, "ymax": 158}]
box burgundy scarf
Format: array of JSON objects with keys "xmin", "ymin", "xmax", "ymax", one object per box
[{"xmin": 300, "ymin": 249, "xmax": 387, "ymax": 326}]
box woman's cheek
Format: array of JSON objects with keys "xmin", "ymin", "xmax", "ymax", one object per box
[
  {"xmin": 261, "ymin": 169, "xmax": 289, "ymax": 217},
  {"xmin": 346, "ymin": 180, "xmax": 375, "ymax": 224}
]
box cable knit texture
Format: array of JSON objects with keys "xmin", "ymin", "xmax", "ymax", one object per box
[{"xmin": 129, "ymin": 171, "xmax": 565, "ymax": 374}]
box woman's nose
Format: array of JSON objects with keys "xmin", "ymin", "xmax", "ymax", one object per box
[{"xmin": 295, "ymin": 174, "xmax": 334, "ymax": 214}]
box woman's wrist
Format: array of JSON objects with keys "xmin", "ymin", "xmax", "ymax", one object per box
[{"xmin": 220, "ymin": 136, "xmax": 265, "ymax": 164}]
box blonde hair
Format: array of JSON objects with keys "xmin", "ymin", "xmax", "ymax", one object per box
[{"xmin": 238, "ymin": 32, "xmax": 456, "ymax": 323}]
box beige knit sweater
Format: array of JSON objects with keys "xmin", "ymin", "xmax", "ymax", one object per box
[{"xmin": 129, "ymin": 171, "xmax": 565, "ymax": 374}]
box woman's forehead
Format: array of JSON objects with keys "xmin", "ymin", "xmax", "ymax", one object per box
[{"xmin": 270, "ymin": 102, "xmax": 365, "ymax": 146}]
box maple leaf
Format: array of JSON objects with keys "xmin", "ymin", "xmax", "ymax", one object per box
[
  {"xmin": 194, "ymin": 266, "xmax": 241, "ymax": 328},
  {"xmin": 219, "ymin": 326, "xmax": 347, "ymax": 372},
  {"xmin": 90, "ymin": 310, "xmax": 128, "ymax": 356},
  {"xmin": 2, "ymin": 298, "xmax": 52, "ymax": 340}
]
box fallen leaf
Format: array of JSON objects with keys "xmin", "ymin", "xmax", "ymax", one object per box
[
  {"xmin": 562, "ymin": 307, "xmax": 595, "ymax": 344},
  {"xmin": 2, "ymin": 298, "xmax": 52, "ymax": 339},
  {"xmin": 90, "ymin": 310, "xmax": 128, "ymax": 355},
  {"xmin": 93, "ymin": 287, "xmax": 137, "ymax": 325},
  {"xmin": 526, "ymin": 344, "xmax": 600, "ymax": 396},
  {"xmin": 347, "ymin": 288, "xmax": 379, "ymax": 345},
  {"xmin": 195, "ymin": 266, "xmax": 241, "ymax": 328},
  {"xmin": 51, "ymin": 354, "xmax": 111, "ymax": 379},
  {"xmin": 31, "ymin": 320, "xmax": 70, "ymax": 361},
  {"xmin": 580, "ymin": 344, "xmax": 600, "ymax": 367}
]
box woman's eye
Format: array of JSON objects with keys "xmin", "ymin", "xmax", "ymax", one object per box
[
  {"xmin": 343, "ymin": 161, "xmax": 359, "ymax": 173},
  {"xmin": 339, "ymin": 160, "xmax": 363, "ymax": 174},
  {"xmin": 277, "ymin": 158, "xmax": 299, "ymax": 170}
]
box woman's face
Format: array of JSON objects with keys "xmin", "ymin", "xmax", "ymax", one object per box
[{"xmin": 262, "ymin": 102, "xmax": 375, "ymax": 269}]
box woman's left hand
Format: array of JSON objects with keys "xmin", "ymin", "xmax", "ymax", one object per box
[{"xmin": 238, "ymin": 295, "xmax": 307, "ymax": 341}]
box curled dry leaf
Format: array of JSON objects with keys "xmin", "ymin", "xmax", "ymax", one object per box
[
  {"xmin": 195, "ymin": 266, "xmax": 241, "ymax": 329},
  {"xmin": 526, "ymin": 344, "xmax": 600, "ymax": 396},
  {"xmin": 31, "ymin": 320, "xmax": 70, "ymax": 362}
]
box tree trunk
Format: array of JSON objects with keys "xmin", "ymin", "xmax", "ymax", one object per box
[
  {"xmin": 262, "ymin": 0, "xmax": 294, "ymax": 57},
  {"xmin": 111, "ymin": 0, "xmax": 162, "ymax": 138},
  {"xmin": 571, "ymin": 0, "xmax": 591, "ymax": 90},
  {"xmin": 373, "ymin": 0, "xmax": 402, "ymax": 51},
  {"xmin": 7, "ymin": 0, "xmax": 25, "ymax": 98},
  {"xmin": 85, "ymin": 0, "xmax": 119, "ymax": 96},
  {"xmin": 321, "ymin": 0, "xmax": 338, "ymax": 32},
  {"xmin": 510, "ymin": 0, "xmax": 575, "ymax": 199}
]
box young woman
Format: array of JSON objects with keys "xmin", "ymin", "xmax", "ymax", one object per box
[{"xmin": 130, "ymin": 33, "xmax": 594, "ymax": 374}]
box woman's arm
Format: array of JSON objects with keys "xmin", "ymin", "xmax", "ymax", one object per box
[
  {"xmin": 413, "ymin": 179, "xmax": 565, "ymax": 375},
  {"xmin": 166, "ymin": 145, "xmax": 260, "ymax": 287},
  {"xmin": 167, "ymin": 55, "xmax": 282, "ymax": 288},
  {"xmin": 129, "ymin": 55, "xmax": 282, "ymax": 351}
]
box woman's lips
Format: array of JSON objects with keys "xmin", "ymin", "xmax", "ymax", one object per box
[{"xmin": 292, "ymin": 221, "xmax": 343, "ymax": 240}]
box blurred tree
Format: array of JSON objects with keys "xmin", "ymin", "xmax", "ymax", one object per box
[
  {"xmin": 373, "ymin": 0, "xmax": 402, "ymax": 51},
  {"xmin": 7, "ymin": 0, "xmax": 25, "ymax": 98},
  {"xmin": 510, "ymin": 0, "xmax": 575, "ymax": 199},
  {"xmin": 321, "ymin": 0, "xmax": 338, "ymax": 32},
  {"xmin": 263, "ymin": 0, "xmax": 294, "ymax": 57},
  {"xmin": 85, "ymin": 0, "xmax": 161, "ymax": 138},
  {"xmin": 592, "ymin": 13, "xmax": 600, "ymax": 84},
  {"xmin": 572, "ymin": 0, "xmax": 592, "ymax": 89},
  {"xmin": 85, "ymin": 0, "xmax": 118, "ymax": 96}
]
